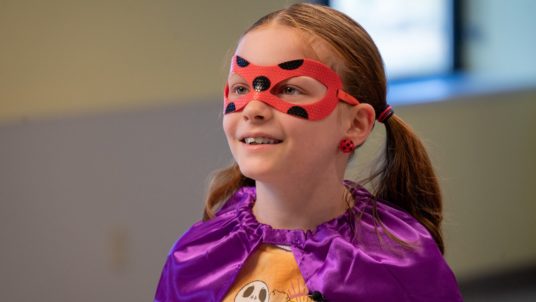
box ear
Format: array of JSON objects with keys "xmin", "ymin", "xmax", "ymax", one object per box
[{"xmin": 344, "ymin": 103, "xmax": 375, "ymax": 146}]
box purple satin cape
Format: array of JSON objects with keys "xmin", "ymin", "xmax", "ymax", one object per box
[{"xmin": 155, "ymin": 181, "xmax": 462, "ymax": 301}]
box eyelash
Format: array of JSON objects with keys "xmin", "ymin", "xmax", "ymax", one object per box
[
  {"xmin": 230, "ymin": 84, "xmax": 304, "ymax": 96},
  {"xmin": 280, "ymin": 85, "xmax": 302, "ymax": 95},
  {"xmin": 231, "ymin": 85, "xmax": 249, "ymax": 95}
]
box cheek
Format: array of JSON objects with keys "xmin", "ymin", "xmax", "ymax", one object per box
[
  {"xmin": 290, "ymin": 115, "xmax": 342, "ymax": 138},
  {"xmin": 222, "ymin": 115, "xmax": 235, "ymax": 139},
  {"xmin": 222, "ymin": 115, "xmax": 240, "ymax": 154},
  {"xmin": 296, "ymin": 120, "xmax": 343, "ymax": 151},
  {"xmin": 222, "ymin": 116, "xmax": 240, "ymax": 159}
]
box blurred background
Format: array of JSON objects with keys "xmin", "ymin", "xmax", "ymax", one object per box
[{"xmin": 0, "ymin": 0, "xmax": 534, "ymax": 301}]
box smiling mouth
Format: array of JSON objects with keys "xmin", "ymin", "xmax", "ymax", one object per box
[{"xmin": 241, "ymin": 137, "xmax": 282, "ymax": 145}]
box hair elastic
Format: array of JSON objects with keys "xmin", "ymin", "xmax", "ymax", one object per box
[{"xmin": 377, "ymin": 105, "xmax": 394, "ymax": 123}]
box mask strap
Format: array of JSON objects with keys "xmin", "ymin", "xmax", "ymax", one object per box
[{"xmin": 336, "ymin": 89, "xmax": 360, "ymax": 105}]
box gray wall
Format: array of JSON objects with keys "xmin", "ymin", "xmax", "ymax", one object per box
[
  {"xmin": 394, "ymin": 90, "xmax": 536, "ymax": 278},
  {"xmin": 1, "ymin": 100, "xmax": 229, "ymax": 301},
  {"xmin": 1, "ymin": 89, "xmax": 535, "ymax": 301}
]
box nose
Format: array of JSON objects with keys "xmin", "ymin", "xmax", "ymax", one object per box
[{"xmin": 242, "ymin": 99, "xmax": 273, "ymax": 122}]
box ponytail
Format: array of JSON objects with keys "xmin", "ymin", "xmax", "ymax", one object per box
[{"xmin": 367, "ymin": 115, "xmax": 444, "ymax": 253}]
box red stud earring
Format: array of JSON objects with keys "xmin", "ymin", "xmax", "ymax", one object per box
[{"xmin": 338, "ymin": 139, "xmax": 355, "ymax": 153}]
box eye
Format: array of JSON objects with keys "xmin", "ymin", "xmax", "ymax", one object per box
[
  {"xmin": 231, "ymin": 84, "xmax": 249, "ymax": 95},
  {"xmin": 280, "ymin": 85, "xmax": 302, "ymax": 96}
]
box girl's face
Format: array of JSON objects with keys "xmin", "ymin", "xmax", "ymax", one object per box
[{"xmin": 223, "ymin": 24, "xmax": 350, "ymax": 183}]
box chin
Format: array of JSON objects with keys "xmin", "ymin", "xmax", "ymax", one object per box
[
  {"xmin": 237, "ymin": 163, "xmax": 281, "ymax": 183},
  {"xmin": 238, "ymin": 166, "xmax": 266, "ymax": 182}
]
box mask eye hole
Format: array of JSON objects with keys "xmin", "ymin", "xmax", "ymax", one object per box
[
  {"xmin": 227, "ymin": 74, "xmax": 250, "ymax": 99},
  {"xmin": 271, "ymin": 76, "xmax": 326, "ymax": 104},
  {"xmin": 279, "ymin": 85, "xmax": 302, "ymax": 96},
  {"xmin": 233, "ymin": 85, "xmax": 249, "ymax": 95}
]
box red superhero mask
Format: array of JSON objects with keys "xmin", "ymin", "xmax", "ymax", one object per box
[{"xmin": 223, "ymin": 55, "xmax": 360, "ymax": 121}]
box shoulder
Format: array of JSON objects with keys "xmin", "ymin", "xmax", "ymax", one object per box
[
  {"xmin": 347, "ymin": 181, "xmax": 442, "ymax": 263},
  {"xmin": 216, "ymin": 185, "xmax": 256, "ymax": 215},
  {"xmin": 169, "ymin": 186, "xmax": 255, "ymax": 253},
  {"xmin": 155, "ymin": 187, "xmax": 259, "ymax": 301},
  {"xmin": 345, "ymin": 182, "xmax": 462, "ymax": 300},
  {"xmin": 345, "ymin": 181, "xmax": 434, "ymax": 251}
]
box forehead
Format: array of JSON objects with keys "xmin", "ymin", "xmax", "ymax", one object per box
[{"xmin": 235, "ymin": 25, "xmax": 316, "ymax": 66}]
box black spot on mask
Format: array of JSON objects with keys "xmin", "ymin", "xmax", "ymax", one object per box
[
  {"xmin": 287, "ymin": 106, "xmax": 309, "ymax": 119},
  {"xmin": 252, "ymin": 76, "xmax": 271, "ymax": 92},
  {"xmin": 278, "ymin": 59, "xmax": 304, "ymax": 70},
  {"xmin": 236, "ymin": 56, "xmax": 250, "ymax": 67},
  {"xmin": 225, "ymin": 102, "xmax": 236, "ymax": 114}
]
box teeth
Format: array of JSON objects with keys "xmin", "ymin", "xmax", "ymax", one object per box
[{"xmin": 243, "ymin": 137, "xmax": 280, "ymax": 145}]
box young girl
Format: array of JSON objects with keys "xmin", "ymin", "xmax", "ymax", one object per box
[{"xmin": 155, "ymin": 3, "xmax": 462, "ymax": 302}]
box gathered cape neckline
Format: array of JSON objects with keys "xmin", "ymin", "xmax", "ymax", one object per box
[{"xmin": 154, "ymin": 181, "xmax": 462, "ymax": 302}]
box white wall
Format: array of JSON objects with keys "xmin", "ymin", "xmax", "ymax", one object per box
[{"xmin": 464, "ymin": 0, "xmax": 536, "ymax": 80}]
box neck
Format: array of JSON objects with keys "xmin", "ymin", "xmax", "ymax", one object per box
[{"xmin": 252, "ymin": 176, "xmax": 350, "ymax": 231}]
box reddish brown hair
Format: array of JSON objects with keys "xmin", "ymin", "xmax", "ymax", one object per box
[{"xmin": 203, "ymin": 3, "xmax": 444, "ymax": 253}]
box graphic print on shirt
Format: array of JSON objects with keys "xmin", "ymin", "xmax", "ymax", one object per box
[
  {"xmin": 234, "ymin": 280, "xmax": 268, "ymax": 302},
  {"xmin": 233, "ymin": 279, "xmax": 313, "ymax": 302},
  {"xmin": 221, "ymin": 244, "xmax": 315, "ymax": 302}
]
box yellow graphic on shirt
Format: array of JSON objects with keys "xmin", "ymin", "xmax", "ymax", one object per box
[{"xmin": 222, "ymin": 244, "xmax": 314, "ymax": 302}]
